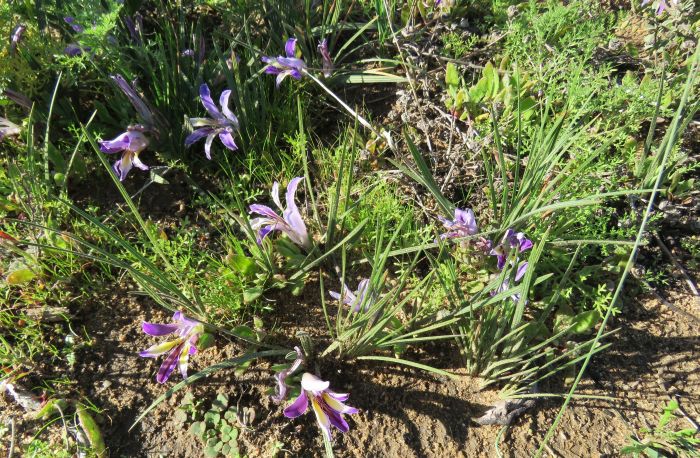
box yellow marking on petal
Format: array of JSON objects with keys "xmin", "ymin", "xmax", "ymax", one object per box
[
  {"xmin": 122, "ymin": 151, "xmax": 134, "ymax": 168},
  {"xmin": 322, "ymin": 393, "xmax": 349, "ymax": 413},
  {"xmin": 179, "ymin": 341, "xmax": 190, "ymax": 376},
  {"xmin": 145, "ymin": 338, "xmax": 182, "ymax": 355},
  {"xmin": 311, "ymin": 397, "xmax": 330, "ymax": 431}
]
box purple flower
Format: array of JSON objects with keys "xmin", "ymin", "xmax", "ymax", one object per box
[
  {"xmin": 261, "ymin": 38, "xmax": 307, "ymax": 87},
  {"xmin": 438, "ymin": 208, "xmax": 478, "ymax": 240},
  {"xmin": 329, "ymin": 279, "xmax": 372, "ymax": 313},
  {"xmin": 10, "ymin": 24, "xmax": 26, "ymax": 54},
  {"xmin": 490, "ymin": 228, "xmax": 533, "ymax": 270},
  {"xmin": 272, "ymin": 346, "xmax": 304, "ymax": 403},
  {"xmin": 185, "ymin": 83, "xmax": 239, "ymax": 160},
  {"xmin": 283, "ymin": 373, "xmax": 359, "ymax": 440},
  {"xmin": 249, "ymin": 177, "xmax": 311, "ymax": 250},
  {"xmin": 64, "ymin": 17, "xmax": 84, "ymax": 33},
  {"xmin": 0, "ymin": 117, "xmax": 21, "ymax": 142},
  {"xmin": 98, "ymin": 125, "xmax": 150, "ymax": 181},
  {"xmin": 641, "ymin": 0, "xmax": 677, "ymax": 14},
  {"xmin": 139, "ymin": 311, "xmax": 204, "ymax": 384},
  {"xmin": 317, "ymin": 39, "xmax": 333, "ymax": 78},
  {"xmin": 64, "ymin": 43, "xmax": 90, "ymax": 56}
]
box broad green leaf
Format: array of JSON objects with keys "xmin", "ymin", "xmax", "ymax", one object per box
[
  {"xmin": 227, "ymin": 253, "xmax": 257, "ymax": 276},
  {"xmin": 243, "ymin": 286, "xmax": 263, "ymax": 303},
  {"xmin": 76, "ymin": 405, "xmax": 107, "ymax": 457},
  {"xmin": 445, "ymin": 63, "xmax": 460, "ymax": 87},
  {"xmin": 571, "ymin": 310, "xmax": 599, "ymax": 334},
  {"xmin": 6, "ymin": 268, "xmax": 36, "ymax": 285}
]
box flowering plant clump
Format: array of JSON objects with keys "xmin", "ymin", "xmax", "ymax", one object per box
[
  {"xmin": 185, "ymin": 83, "xmax": 240, "ymax": 160},
  {"xmin": 284, "ymin": 373, "xmax": 359, "ymax": 440},
  {"xmin": 98, "ymin": 124, "xmax": 150, "ymax": 181},
  {"xmin": 262, "ymin": 38, "xmax": 306, "ymax": 87},
  {"xmin": 139, "ymin": 311, "xmax": 205, "ymax": 383},
  {"xmin": 249, "ymin": 177, "xmax": 311, "ymax": 250}
]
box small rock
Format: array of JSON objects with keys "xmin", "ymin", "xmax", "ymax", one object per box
[{"xmin": 101, "ymin": 380, "xmax": 112, "ymax": 390}]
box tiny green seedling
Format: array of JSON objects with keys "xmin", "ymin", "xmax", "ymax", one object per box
[{"xmin": 176, "ymin": 392, "xmax": 245, "ymax": 458}]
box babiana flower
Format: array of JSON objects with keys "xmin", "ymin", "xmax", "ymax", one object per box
[
  {"xmin": 283, "ymin": 373, "xmax": 359, "ymax": 440},
  {"xmin": 261, "ymin": 38, "xmax": 306, "ymax": 87},
  {"xmin": 185, "ymin": 83, "xmax": 239, "ymax": 160},
  {"xmin": 641, "ymin": 0, "xmax": 677, "ymax": 15},
  {"xmin": 329, "ymin": 279, "xmax": 372, "ymax": 313},
  {"xmin": 272, "ymin": 346, "xmax": 304, "ymax": 403},
  {"xmin": 249, "ymin": 177, "xmax": 311, "ymax": 250},
  {"xmin": 64, "ymin": 43, "xmax": 90, "ymax": 56},
  {"xmin": 139, "ymin": 311, "xmax": 205, "ymax": 384},
  {"xmin": 98, "ymin": 124, "xmax": 150, "ymax": 181},
  {"xmin": 64, "ymin": 16, "xmax": 84, "ymax": 33},
  {"xmin": 0, "ymin": 117, "xmax": 21, "ymax": 142},
  {"xmin": 317, "ymin": 39, "xmax": 333, "ymax": 78},
  {"xmin": 10, "ymin": 24, "xmax": 26, "ymax": 54},
  {"xmin": 490, "ymin": 228, "xmax": 533, "ymax": 270},
  {"xmin": 438, "ymin": 208, "xmax": 478, "ymax": 240}
]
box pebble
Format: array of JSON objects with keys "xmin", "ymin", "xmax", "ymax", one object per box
[{"xmin": 101, "ymin": 380, "xmax": 112, "ymax": 390}]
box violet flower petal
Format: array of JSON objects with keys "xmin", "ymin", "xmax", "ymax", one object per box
[
  {"xmin": 283, "ymin": 390, "xmax": 309, "ymax": 418},
  {"xmin": 218, "ymin": 90, "xmax": 238, "ymax": 126},
  {"xmin": 185, "ymin": 127, "xmax": 214, "ymax": 146},
  {"xmin": 515, "ymin": 262, "xmax": 528, "ymax": 282},
  {"xmin": 142, "ymin": 322, "xmax": 179, "ymax": 336},
  {"xmin": 283, "ymin": 177, "xmax": 309, "ymax": 247},
  {"xmin": 99, "ymin": 133, "xmax": 131, "ymax": 153},
  {"xmin": 156, "ymin": 345, "xmax": 182, "ymax": 383},
  {"xmin": 204, "ymin": 132, "xmax": 216, "ymax": 160},
  {"xmin": 284, "ymin": 37, "xmax": 297, "ymax": 58},
  {"xmin": 218, "ymin": 131, "xmax": 237, "ymax": 151},
  {"xmin": 199, "ymin": 84, "xmax": 223, "ymax": 120}
]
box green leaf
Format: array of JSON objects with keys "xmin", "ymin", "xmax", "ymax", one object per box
[
  {"xmin": 6, "ymin": 268, "xmax": 36, "ymax": 285},
  {"xmin": 76, "ymin": 405, "xmax": 107, "ymax": 457},
  {"xmin": 149, "ymin": 166, "xmax": 170, "ymax": 184},
  {"xmin": 482, "ymin": 62, "xmax": 499, "ymax": 98},
  {"xmin": 215, "ymin": 393, "xmax": 229, "ymax": 409},
  {"xmin": 204, "ymin": 411, "xmax": 221, "ymax": 425},
  {"xmin": 198, "ymin": 332, "xmax": 215, "ymax": 350},
  {"xmin": 231, "ymin": 326, "xmax": 256, "ymax": 341},
  {"xmin": 658, "ymin": 399, "xmax": 679, "ymax": 428},
  {"xmin": 445, "ymin": 63, "xmax": 460, "ymax": 87},
  {"xmin": 189, "ymin": 421, "xmax": 205, "ymax": 437},
  {"xmin": 227, "ymin": 253, "xmax": 257, "ymax": 276},
  {"xmin": 243, "ymin": 286, "xmax": 263, "ymax": 303},
  {"xmin": 571, "ymin": 310, "xmax": 599, "ymax": 334}
]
